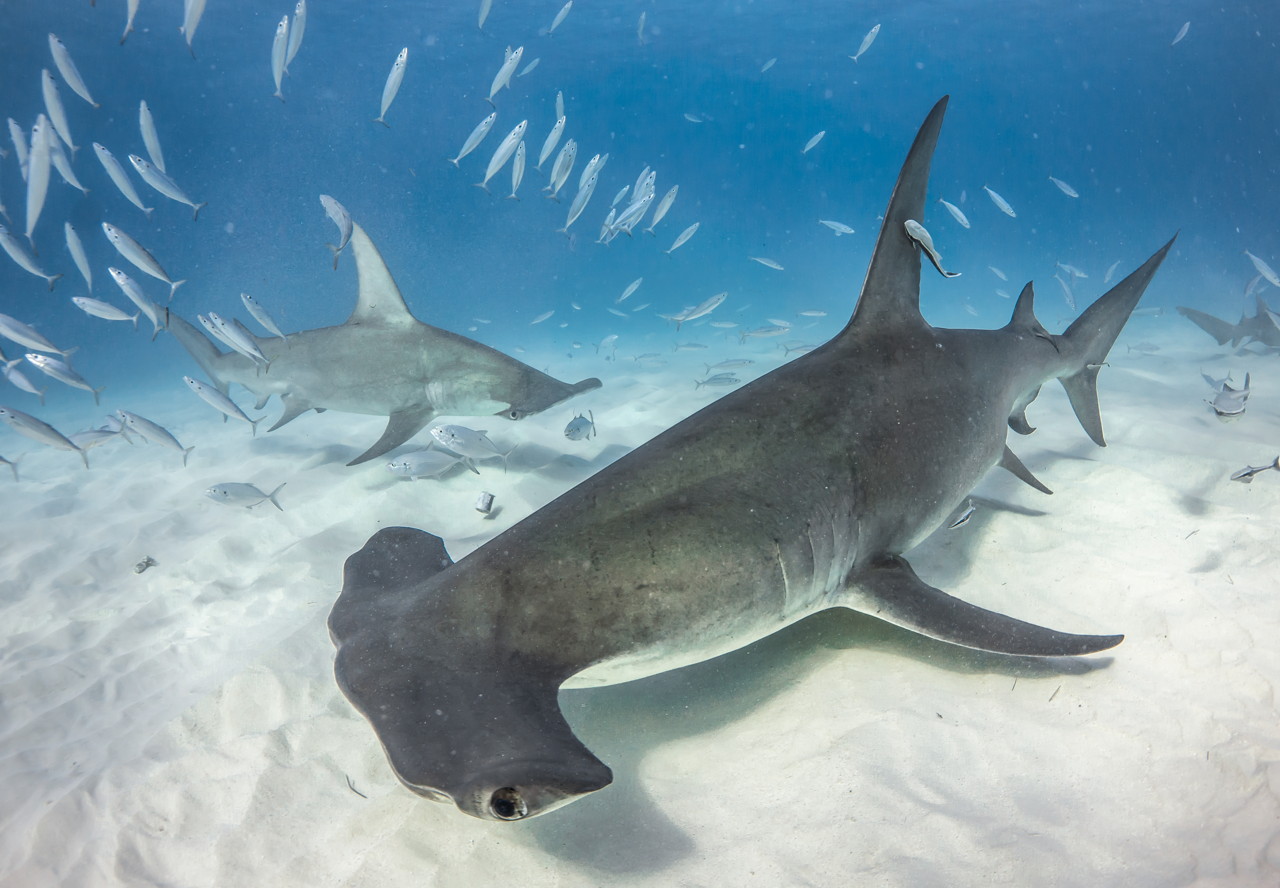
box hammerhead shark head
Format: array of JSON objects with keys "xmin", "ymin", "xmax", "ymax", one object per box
[
  {"xmin": 167, "ymin": 223, "xmax": 601, "ymax": 465},
  {"xmin": 329, "ymin": 97, "xmax": 1175, "ymax": 821}
]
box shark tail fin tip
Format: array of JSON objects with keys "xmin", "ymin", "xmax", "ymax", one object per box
[{"xmin": 1057, "ymin": 235, "xmax": 1177, "ymax": 446}]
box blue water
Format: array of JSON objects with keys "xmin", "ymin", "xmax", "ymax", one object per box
[{"xmin": 0, "ymin": 1, "xmax": 1277, "ymax": 428}]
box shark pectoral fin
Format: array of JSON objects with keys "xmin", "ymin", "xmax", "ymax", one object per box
[
  {"xmin": 347, "ymin": 407, "xmax": 435, "ymax": 466},
  {"xmin": 999, "ymin": 445, "xmax": 1052, "ymax": 494},
  {"xmin": 845, "ymin": 556, "xmax": 1123, "ymax": 657},
  {"xmin": 269, "ymin": 394, "xmax": 316, "ymax": 432}
]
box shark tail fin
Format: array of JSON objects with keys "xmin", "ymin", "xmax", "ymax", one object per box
[
  {"xmin": 1176, "ymin": 306, "xmax": 1238, "ymax": 346},
  {"xmin": 1056, "ymin": 235, "xmax": 1177, "ymax": 446}
]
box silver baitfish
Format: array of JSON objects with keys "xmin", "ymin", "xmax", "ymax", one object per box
[
  {"xmin": 206, "ymin": 482, "xmax": 286, "ymax": 510},
  {"xmin": 563, "ymin": 410, "xmax": 595, "ymax": 440},
  {"xmin": 1230, "ymin": 457, "xmax": 1279, "ymax": 483}
]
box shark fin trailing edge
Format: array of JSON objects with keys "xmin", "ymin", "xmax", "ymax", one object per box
[
  {"xmin": 346, "ymin": 223, "xmax": 418, "ymax": 329},
  {"xmin": 840, "ymin": 96, "xmax": 949, "ymax": 340},
  {"xmin": 347, "ymin": 406, "xmax": 436, "ymax": 466},
  {"xmin": 845, "ymin": 556, "xmax": 1123, "ymax": 657},
  {"xmin": 1057, "ymin": 235, "xmax": 1178, "ymax": 446}
]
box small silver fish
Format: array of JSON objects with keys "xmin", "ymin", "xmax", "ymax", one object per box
[
  {"xmin": 478, "ymin": 119, "xmax": 527, "ymax": 191},
  {"xmin": 564, "ymin": 410, "xmax": 595, "ymax": 440},
  {"xmin": 750, "ymin": 256, "xmax": 784, "ymax": 270},
  {"xmin": 904, "ymin": 219, "xmax": 960, "ymax": 278},
  {"xmin": 487, "ymin": 45, "xmax": 523, "ymax": 104},
  {"xmin": 761, "ymin": 58, "xmax": 776, "ymax": 73},
  {"xmin": 41, "ymin": 69, "xmax": 77, "ymax": 155},
  {"xmin": 375, "ymin": 48, "xmax": 408, "ymax": 126},
  {"xmin": 1171, "ymin": 21, "xmax": 1190, "ymax": 46},
  {"xmin": 120, "ymin": 0, "xmax": 140, "ymax": 45},
  {"xmin": 241, "ymin": 292, "xmax": 287, "ymax": 340},
  {"xmin": 983, "ymin": 185, "xmax": 1017, "ymax": 218},
  {"xmin": 537, "ymin": 116, "xmax": 566, "ymax": 170},
  {"xmin": 319, "ymin": 195, "xmax": 354, "ymax": 268},
  {"xmin": 988, "ymin": 265, "xmax": 1008, "ymax": 281},
  {"xmin": 695, "ymin": 373, "xmax": 740, "ymax": 389},
  {"xmin": 206, "ymin": 482, "xmax": 285, "ymax": 510},
  {"xmin": 0, "ymin": 406, "xmax": 86, "ymax": 467},
  {"xmin": 108, "ymin": 267, "xmax": 166, "ymax": 339},
  {"xmin": 802, "ymin": 131, "xmax": 826, "ymax": 154},
  {"xmin": 65, "ymin": 222, "xmax": 91, "ymax": 292},
  {"xmin": 0, "ymin": 223, "xmax": 63, "ymax": 290},
  {"xmin": 271, "ymin": 15, "xmax": 290, "ymax": 101},
  {"xmin": 936, "ymin": 199, "xmax": 970, "ymax": 229},
  {"xmin": 184, "ymin": 375, "xmax": 261, "ymax": 434},
  {"xmin": 429, "ymin": 424, "xmax": 514, "ymax": 471},
  {"xmin": 73, "ymin": 296, "xmax": 138, "ymax": 327},
  {"xmin": 617, "ymin": 278, "xmax": 643, "ymax": 303},
  {"xmin": 0, "ymin": 310, "xmax": 68, "ymax": 354},
  {"xmin": 547, "ymin": 1, "xmax": 573, "ymax": 34},
  {"xmin": 386, "ymin": 448, "xmax": 466, "ymax": 479},
  {"xmin": 24, "ymin": 353, "xmax": 103, "ymax": 405},
  {"xmin": 451, "ymin": 111, "xmax": 497, "ymax": 167},
  {"xmin": 49, "ymin": 34, "xmax": 99, "ymax": 108},
  {"xmin": 102, "ymin": 222, "xmax": 185, "ymax": 301},
  {"xmin": 117, "ymin": 409, "xmax": 194, "ymax": 466},
  {"xmin": 949, "ymin": 501, "xmax": 977, "ymax": 529},
  {"xmin": 818, "ymin": 219, "xmax": 855, "ymax": 236},
  {"xmin": 1244, "ymin": 250, "xmax": 1280, "ymax": 288},
  {"xmin": 93, "ymin": 143, "xmax": 154, "ymax": 218},
  {"xmin": 286, "ymin": 0, "xmax": 307, "ymax": 70},
  {"xmin": 1048, "ymin": 176, "xmax": 1079, "ymax": 198},
  {"xmin": 128, "ymin": 154, "xmax": 207, "ymax": 220},
  {"xmin": 665, "ymin": 221, "xmax": 700, "ymax": 255},
  {"xmin": 530, "ymin": 309, "xmax": 554, "ymax": 325},
  {"xmin": 1229, "ymin": 457, "xmax": 1279, "ymax": 483},
  {"xmin": 645, "ymin": 185, "xmax": 678, "ymax": 234},
  {"xmin": 850, "ymin": 23, "xmax": 881, "ymax": 63}
]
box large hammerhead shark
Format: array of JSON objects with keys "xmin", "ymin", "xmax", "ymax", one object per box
[
  {"xmin": 167, "ymin": 223, "xmax": 600, "ymax": 465},
  {"xmin": 329, "ymin": 96, "xmax": 1175, "ymax": 821}
]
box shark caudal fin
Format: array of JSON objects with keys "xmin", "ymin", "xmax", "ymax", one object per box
[
  {"xmin": 1056, "ymin": 235, "xmax": 1177, "ymax": 446},
  {"xmin": 839, "ymin": 95, "xmax": 949, "ymax": 338}
]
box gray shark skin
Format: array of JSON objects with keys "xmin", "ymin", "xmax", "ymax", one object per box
[
  {"xmin": 167, "ymin": 223, "xmax": 601, "ymax": 465},
  {"xmin": 329, "ymin": 96, "xmax": 1176, "ymax": 822},
  {"xmin": 1177, "ymin": 295, "xmax": 1280, "ymax": 350}
]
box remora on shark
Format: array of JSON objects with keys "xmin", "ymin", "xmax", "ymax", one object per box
[
  {"xmin": 168, "ymin": 223, "xmax": 601, "ymax": 465},
  {"xmin": 329, "ymin": 96, "xmax": 1176, "ymax": 822}
]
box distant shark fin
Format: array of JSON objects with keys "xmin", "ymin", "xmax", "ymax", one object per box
[
  {"xmin": 346, "ymin": 223, "xmax": 417, "ymax": 329},
  {"xmin": 1175, "ymin": 306, "xmax": 1239, "ymax": 347},
  {"xmin": 347, "ymin": 406, "xmax": 436, "ymax": 466},
  {"xmin": 845, "ymin": 555, "xmax": 1122, "ymax": 656},
  {"xmin": 841, "ymin": 96, "xmax": 948, "ymax": 338},
  {"xmin": 1057, "ymin": 235, "xmax": 1177, "ymax": 446}
]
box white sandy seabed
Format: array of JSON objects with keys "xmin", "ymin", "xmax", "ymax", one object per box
[{"xmin": 0, "ymin": 315, "xmax": 1277, "ymax": 888}]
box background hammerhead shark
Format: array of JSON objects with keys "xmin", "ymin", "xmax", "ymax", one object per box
[
  {"xmin": 168, "ymin": 223, "xmax": 601, "ymax": 465},
  {"xmin": 329, "ymin": 96, "xmax": 1175, "ymax": 822}
]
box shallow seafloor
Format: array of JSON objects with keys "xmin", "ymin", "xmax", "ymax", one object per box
[{"xmin": 1, "ymin": 317, "xmax": 1277, "ymax": 888}]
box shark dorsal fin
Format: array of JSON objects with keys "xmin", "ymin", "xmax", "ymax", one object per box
[
  {"xmin": 347, "ymin": 223, "xmax": 417, "ymax": 328},
  {"xmin": 840, "ymin": 95, "xmax": 949, "ymax": 338}
]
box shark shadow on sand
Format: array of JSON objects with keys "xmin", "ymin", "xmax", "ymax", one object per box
[{"xmin": 329, "ymin": 96, "xmax": 1176, "ymax": 822}]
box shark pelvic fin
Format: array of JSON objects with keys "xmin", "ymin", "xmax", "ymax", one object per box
[
  {"xmin": 1057, "ymin": 235, "xmax": 1177, "ymax": 446},
  {"xmin": 347, "ymin": 406, "xmax": 436, "ymax": 466},
  {"xmin": 270, "ymin": 393, "xmax": 317, "ymax": 431},
  {"xmin": 845, "ymin": 556, "xmax": 1122, "ymax": 656},
  {"xmin": 841, "ymin": 96, "xmax": 949, "ymax": 338},
  {"xmin": 999, "ymin": 445, "xmax": 1052, "ymax": 494},
  {"xmin": 346, "ymin": 223, "xmax": 417, "ymax": 329}
]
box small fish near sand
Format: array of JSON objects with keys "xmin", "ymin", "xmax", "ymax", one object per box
[
  {"xmin": 1230, "ymin": 457, "xmax": 1279, "ymax": 484},
  {"xmin": 205, "ymin": 482, "xmax": 286, "ymax": 510},
  {"xmin": 117, "ymin": 410, "xmax": 194, "ymax": 466},
  {"xmin": 429, "ymin": 424, "xmax": 515, "ymax": 472},
  {"xmin": 563, "ymin": 410, "xmax": 595, "ymax": 440},
  {"xmin": 386, "ymin": 448, "xmax": 467, "ymax": 480}
]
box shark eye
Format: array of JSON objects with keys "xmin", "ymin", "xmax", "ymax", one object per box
[
  {"xmin": 489, "ymin": 787, "xmax": 528, "ymax": 820},
  {"xmin": 507, "ymin": 409, "xmax": 524, "ymax": 420}
]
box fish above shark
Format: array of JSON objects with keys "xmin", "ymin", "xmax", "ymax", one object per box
[
  {"xmin": 1177, "ymin": 295, "xmax": 1280, "ymax": 351},
  {"xmin": 329, "ymin": 96, "xmax": 1176, "ymax": 822},
  {"xmin": 167, "ymin": 223, "xmax": 600, "ymax": 465}
]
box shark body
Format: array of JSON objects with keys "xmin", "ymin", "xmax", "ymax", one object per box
[
  {"xmin": 1178, "ymin": 296, "xmax": 1280, "ymax": 350},
  {"xmin": 168, "ymin": 223, "xmax": 600, "ymax": 465},
  {"xmin": 329, "ymin": 97, "xmax": 1175, "ymax": 821}
]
